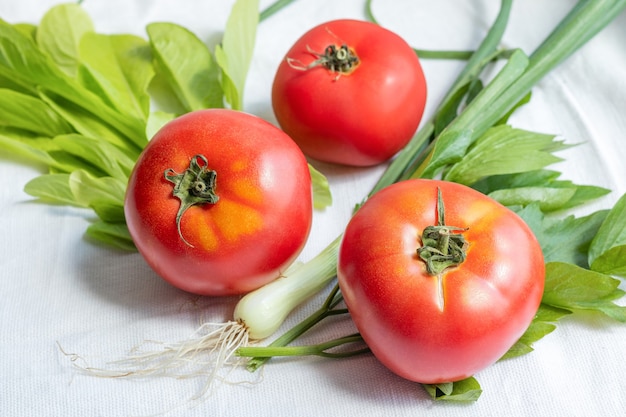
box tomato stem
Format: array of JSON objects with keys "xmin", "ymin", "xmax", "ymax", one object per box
[
  {"xmin": 287, "ymin": 44, "xmax": 359, "ymax": 77},
  {"xmin": 164, "ymin": 154, "xmax": 219, "ymax": 247},
  {"xmin": 417, "ymin": 188, "xmax": 468, "ymax": 275}
]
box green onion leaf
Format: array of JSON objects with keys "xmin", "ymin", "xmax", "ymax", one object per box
[
  {"xmin": 418, "ymin": 49, "xmax": 529, "ymax": 178},
  {"xmin": 260, "ymin": 0, "xmax": 298, "ymax": 22}
]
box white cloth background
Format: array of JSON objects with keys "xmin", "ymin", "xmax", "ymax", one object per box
[{"xmin": 1, "ymin": 0, "xmax": 625, "ymax": 416}]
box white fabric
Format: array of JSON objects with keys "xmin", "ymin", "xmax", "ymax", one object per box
[{"xmin": 1, "ymin": 0, "xmax": 625, "ymax": 416}]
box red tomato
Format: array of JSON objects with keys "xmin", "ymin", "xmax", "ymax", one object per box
[
  {"xmin": 337, "ymin": 179, "xmax": 544, "ymax": 383},
  {"xmin": 125, "ymin": 109, "xmax": 313, "ymax": 296},
  {"xmin": 272, "ymin": 19, "xmax": 427, "ymax": 167}
]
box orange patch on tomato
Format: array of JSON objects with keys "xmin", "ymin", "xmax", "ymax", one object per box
[
  {"xmin": 229, "ymin": 177, "xmax": 263, "ymax": 205},
  {"xmin": 180, "ymin": 198, "xmax": 264, "ymax": 252},
  {"xmin": 458, "ymin": 199, "xmax": 494, "ymax": 225},
  {"xmin": 230, "ymin": 159, "xmax": 248, "ymax": 172},
  {"xmin": 182, "ymin": 210, "xmax": 219, "ymax": 251},
  {"xmin": 213, "ymin": 200, "xmax": 264, "ymax": 244}
]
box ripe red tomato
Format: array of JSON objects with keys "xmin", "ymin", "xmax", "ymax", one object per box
[
  {"xmin": 125, "ymin": 109, "xmax": 313, "ymax": 296},
  {"xmin": 337, "ymin": 179, "xmax": 545, "ymax": 383},
  {"xmin": 272, "ymin": 19, "xmax": 427, "ymax": 167}
]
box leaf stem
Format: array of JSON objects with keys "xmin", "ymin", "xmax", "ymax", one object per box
[
  {"xmin": 365, "ymin": 0, "xmax": 476, "ymax": 61},
  {"xmin": 259, "ymin": 0, "xmax": 298, "ymax": 22},
  {"xmin": 238, "ymin": 333, "xmax": 368, "ymax": 359},
  {"xmin": 240, "ymin": 283, "xmax": 348, "ymax": 371}
]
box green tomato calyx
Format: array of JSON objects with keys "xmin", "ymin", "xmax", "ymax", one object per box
[
  {"xmin": 417, "ymin": 188, "xmax": 469, "ymax": 276},
  {"xmin": 287, "ymin": 44, "xmax": 359, "ymax": 77},
  {"xmin": 165, "ymin": 154, "xmax": 219, "ymax": 247}
]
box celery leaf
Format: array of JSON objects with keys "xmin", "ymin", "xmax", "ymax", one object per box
[
  {"xmin": 444, "ymin": 125, "xmax": 566, "ymax": 185},
  {"xmin": 514, "ymin": 203, "xmax": 608, "ymax": 267},
  {"xmin": 501, "ymin": 304, "xmax": 571, "ymax": 360},
  {"xmin": 589, "ymin": 192, "xmax": 626, "ymax": 277},
  {"xmin": 542, "ymin": 262, "xmax": 626, "ymax": 322},
  {"xmin": 423, "ymin": 377, "xmax": 482, "ymax": 402}
]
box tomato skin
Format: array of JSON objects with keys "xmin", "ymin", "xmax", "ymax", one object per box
[
  {"xmin": 125, "ymin": 109, "xmax": 313, "ymax": 296},
  {"xmin": 272, "ymin": 19, "xmax": 427, "ymax": 167},
  {"xmin": 337, "ymin": 179, "xmax": 545, "ymax": 383}
]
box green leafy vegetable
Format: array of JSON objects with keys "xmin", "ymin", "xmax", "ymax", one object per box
[
  {"xmin": 38, "ymin": 89, "xmax": 141, "ymax": 157},
  {"xmin": 0, "ymin": 18, "xmax": 146, "ymax": 146},
  {"xmin": 147, "ymin": 22, "xmax": 223, "ymax": 112},
  {"xmin": 444, "ymin": 125, "xmax": 566, "ymax": 185},
  {"xmin": 23, "ymin": 173, "xmax": 76, "ymax": 206},
  {"xmin": 52, "ymin": 134, "xmax": 135, "ymax": 181},
  {"xmin": 85, "ymin": 221, "xmax": 135, "ymax": 251},
  {"xmin": 542, "ymin": 262, "xmax": 626, "ymax": 322},
  {"xmin": 416, "ymin": 49, "xmax": 530, "ymax": 179},
  {"xmin": 145, "ymin": 110, "xmax": 176, "ymax": 139},
  {"xmin": 215, "ymin": 0, "xmax": 259, "ymax": 110},
  {"xmin": 68, "ymin": 170, "xmax": 126, "ymax": 219},
  {"xmin": 78, "ymin": 33, "xmax": 154, "ymax": 122},
  {"xmin": 35, "ymin": 2, "xmax": 94, "ymax": 77},
  {"xmin": 501, "ymin": 304, "xmax": 571, "ymax": 360},
  {"xmin": 309, "ymin": 164, "xmax": 333, "ymax": 209},
  {"xmin": 515, "ymin": 203, "xmax": 608, "ymax": 267},
  {"xmin": 0, "ymin": 88, "xmax": 73, "ymax": 136},
  {"xmin": 472, "ymin": 169, "xmax": 610, "ymax": 211},
  {"xmin": 588, "ymin": 192, "xmax": 626, "ymax": 277},
  {"xmin": 423, "ymin": 377, "xmax": 483, "ymax": 402},
  {"xmin": 0, "ymin": 130, "xmax": 58, "ymax": 167}
]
